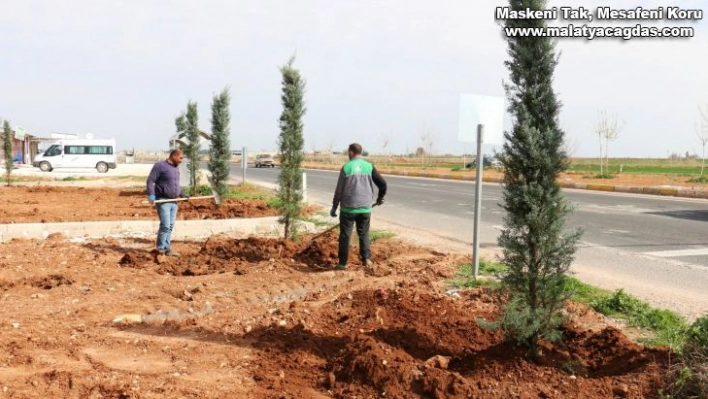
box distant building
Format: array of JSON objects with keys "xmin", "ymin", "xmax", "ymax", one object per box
[
  {"xmin": 0, "ymin": 126, "xmax": 41, "ymax": 165},
  {"xmin": 169, "ymin": 130, "xmax": 212, "ymax": 149}
]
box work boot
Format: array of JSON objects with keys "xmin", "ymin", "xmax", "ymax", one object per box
[
  {"xmin": 166, "ymin": 251, "xmax": 181, "ymax": 258},
  {"xmin": 363, "ymin": 259, "xmax": 373, "ymax": 267},
  {"xmin": 335, "ymin": 264, "xmax": 347, "ymax": 271}
]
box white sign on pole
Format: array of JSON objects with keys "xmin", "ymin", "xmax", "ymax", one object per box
[
  {"xmin": 458, "ymin": 94, "xmax": 505, "ymax": 145},
  {"xmin": 14, "ymin": 127, "xmax": 26, "ymax": 140}
]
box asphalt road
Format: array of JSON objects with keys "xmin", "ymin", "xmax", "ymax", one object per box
[{"xmin": 236, "ymin": 164, "xmax": 708, "ymax": 318}]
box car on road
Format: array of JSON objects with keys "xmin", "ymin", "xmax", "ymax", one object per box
[
  {"xmin": 255, "ymin": 154, "xmax": 276, "ymax": 168},
  {"xmin": 465, "ymin": 156, "xmax": 502, "ymax": 169}
]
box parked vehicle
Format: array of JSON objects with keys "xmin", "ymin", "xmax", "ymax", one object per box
[
  {"xmin": 255, "ymin": 154, "xmax": 275, "ymax": 168},
  {"xmin": 32, "ymin": 139, "xmax": 117, "ymax": 173},
  {"xmin": 465, "ymin": 155, "xmax": 502, "ymax": 169}
]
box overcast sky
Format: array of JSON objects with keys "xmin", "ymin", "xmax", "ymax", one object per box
[{"xmin": 1, "ymin": 0, "xmax": 706, "ymax": 157}]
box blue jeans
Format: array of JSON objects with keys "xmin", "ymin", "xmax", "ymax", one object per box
[{"xmin": 155, "ymin": 202, "xmax": 178, "ymax": 252}]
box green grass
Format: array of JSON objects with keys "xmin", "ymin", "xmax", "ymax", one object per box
[
  {"xmin": 447, "ymin": 262, "xmax": 689, "ymax": 349},
  {"xmin": 266, "ymin": 196, "xmax": 282, "ymax": 209},
  {"xmin": 561, "ymin": 276, "xmax": 608, "ymax": 304},
  {"xmin": 298, "ymin": 216, "xmax": 333, "ymax": 227},
  {"xmin": 588, "ymin": 288, "xmax": 688, "ymax": 349},
  {"xmin": 565, "ymin": 278, "xmax": 687, "ymax": 349},
  {"xmin": 582, "ymin": 173, "xmax": 616, "ymax": 179},
  {"xmin": 447, "ymin": 260, "xmax": 507, "ymax": 289},
  {"xmin": 224, "ymin": 186, "xmax": 270, "ymax": 200},
  {"xmin": 348, "ymin": 230, "xmax": 396, "ymax": 246},
  {"xmin": 311, "ymin": 156, "xmax": 708, "ymax": 177},
  {"xmin": 369, "ymin": 230, "xmax": 395, "ymax": 243},
  {"xmin": 568, "ymin": 158, "xmax": 708, "ymax": 176},
  {"xmin": 59, "ymin": 176, "xmax": 86, "ymax": 181},
  {"xmin": 113, "ymin": 175, "xmax": 145, "ymax": 181},
  {"xmin": 182, "ymin": 183, "xmax": 280, "ymax": 202}
]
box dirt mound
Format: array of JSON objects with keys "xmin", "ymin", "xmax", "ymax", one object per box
[
  {"xmin": 245, "ymin": 287, "xmax": 670, "ymax": 398},
  {"xmin": 117, "ymin": 235, "xmax": 443, "ymax": 276}
]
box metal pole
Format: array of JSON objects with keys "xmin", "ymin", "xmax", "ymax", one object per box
[
  {"xmin": 241, "ymin": 146, "xmax": 247, "ymax": 185},
  {"xmin": 473, "ymin": 124, "xmax": 484, "ymax": 279},
  {"xmin": 302, "ymin": 172, "xmax": 307, "ymax": 203}
]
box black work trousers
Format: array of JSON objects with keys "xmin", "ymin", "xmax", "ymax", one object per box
[{"xmin": 338, "ymin": 212, "xmax": 371, "ymax": 265}]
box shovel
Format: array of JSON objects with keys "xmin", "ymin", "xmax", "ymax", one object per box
[
  {"xmin": 143, "ymin": 195, "xmax": 221, "ymax": 205},
  {"xmin": 305, "ymin": 203, "xmax": 378, "ymax": 248},
  {"xmin": 143, "ymin": 174, "xmax": 222, "ymax": 206}
]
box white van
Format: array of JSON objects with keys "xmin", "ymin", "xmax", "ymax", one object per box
[{"xmin": 33, "ymin": 139, "xmax": 117, "ymax": 173}]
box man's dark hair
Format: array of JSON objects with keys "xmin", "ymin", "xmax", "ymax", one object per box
[
  {"xmin": 348, "ymin": 143, "xmax": 363, "ymax": 155},
  {"xmin": 170, "ymin": 148, "xmax": 183, "ymax": 157}
]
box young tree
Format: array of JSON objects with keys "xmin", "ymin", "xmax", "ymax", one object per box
[
  {"xmin": 380, "ymin": 132, "xmax": 391, "ymax": 164},
  {"xmin": 276, "ymin": 55, "xmax": 306, "ymax": 239},
  {"xmin": 596, "ymin": 109, "xmax": 623, "ymax": 176},
  {"xmin": 696, "ymin": 104, "xmax": 708, "ymax": 176},
  {"xmin": 3, "ymin": 120, "xmax": 12, "ymax": 186},
  {"xmin": 419, "ymin": 131, "xmax": 434, "ymax": 166},
  {"xmin": 324, "ymin": 140, "xmax": 335, "ymax": 164},
  {"xmin": 492, "ymin": 0, "xmax": 582, "ymax": 359},
  {"xmin": 208, "ymin": 87, "xmax": 232, "ymax": 196},
  {"xmin": 183, "ymin": 101, "xmax": 201, "ymax": 194}
]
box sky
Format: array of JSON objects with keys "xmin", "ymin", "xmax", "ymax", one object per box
[{"xmin": 0, "ymin": 0, "xmax": 706, "ymax": 158}]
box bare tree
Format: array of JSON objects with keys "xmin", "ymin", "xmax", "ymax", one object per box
[
  {"xmin": 561, "ymin": 124, "xmax": 581, "ymax": 158},
  {"xmin": 419, "ymin": 130, "xmax": 435, "ymax": 166},
  {"xmin": 596, "ymin": 110, "xmax": 623, "ymax": 176},
  {"xmin": 696, "ymin": 104, "xmax": 708, "ymax": 176},
  {"xmin": 380, "ymin": 136, "xmax": 390, "ymax": 164},
  {"xmin": 323, "ymin": 140, "xmax": 335, "ymax": 164}
]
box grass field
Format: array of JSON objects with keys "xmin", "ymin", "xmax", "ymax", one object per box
[{"xmin": 304, "ymin": 155, "xmax": 708, "ymax": 176}]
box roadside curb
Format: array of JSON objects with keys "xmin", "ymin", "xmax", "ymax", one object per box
[{"xmin": 302, "ymin": 164, "xmax": 708, "ymax": 200}]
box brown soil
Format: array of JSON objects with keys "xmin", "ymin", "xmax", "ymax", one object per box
[
  {"xmin": 0, "ymin": 186, "xmax": 287, "ymax": 224},
  {"xmin": 0, "ymin": 191, "xmax": 672, "ymax": 397},
  {"xmin": 0, "ymin": 235, "xmax": 669, "ymax": 398}
]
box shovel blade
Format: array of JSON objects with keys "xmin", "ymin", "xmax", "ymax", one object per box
[{"xmin": 206, "ymin": 174, "xmax": 222, "ymax": 205}]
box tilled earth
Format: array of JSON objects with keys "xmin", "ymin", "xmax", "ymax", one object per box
[
  {"xmin": 0, "ymin": 186, "xmax": 280, "ymax": 223},
  {"xmin": 0, "ymin": 185, "xmax": 671, "ymax": 398},
  {"xmin": 0, "ymin": 234, "xmax": 669, "ymax": 398}
]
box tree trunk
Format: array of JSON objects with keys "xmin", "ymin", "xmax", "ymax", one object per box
[
  {"xmin": 598, "ymin": 135, "xmax": 603, "ymax": 176},
  {"xmin": 605, "ymin": 136, "xmax": 610, "ymax": 176}
]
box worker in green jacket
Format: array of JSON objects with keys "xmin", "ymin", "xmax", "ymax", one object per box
[{"xmin": 330, "ymin": 143, "xmax": 387, "ymax": 270}]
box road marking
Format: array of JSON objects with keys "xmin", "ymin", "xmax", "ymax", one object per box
[
  {"xmin": 604, "ymin": 229, "xmax": 629, "ymax": 234},
  {"xmin": 643, "ymin": 248, "xmax": 708, "ymax": 257}
]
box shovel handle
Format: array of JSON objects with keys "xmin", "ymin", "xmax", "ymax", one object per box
[
  {"xmin": 307, "ymin": 203, "xmax": 379, "ymax": 245},
  {"xmin": 142, "ymin": 195, "xmax": 215, "ymax": 204}
]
